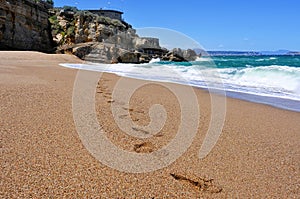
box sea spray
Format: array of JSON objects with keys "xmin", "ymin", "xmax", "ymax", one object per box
[{"xmin": 61, "ymin": 55, "xmax": 300, "ymax": 111}]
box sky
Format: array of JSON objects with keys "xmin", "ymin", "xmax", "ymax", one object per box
[{"xmin": 54, "ymin": 0, "xmax": 300, "ymax": 51}]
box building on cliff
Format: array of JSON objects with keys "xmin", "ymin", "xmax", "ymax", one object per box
[{"xmin": 88, "ymin": 9, "xmax": 123, "ymax": 21}]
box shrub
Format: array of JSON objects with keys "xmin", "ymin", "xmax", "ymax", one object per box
[
  {"xmin": 48, "ymin": 15, "xmax": 57, "ymax": 24},
  {"xmin": 62, "ymin": 6, "xmax": 78, "ymax": 12},
  {"xmin": 67, "ymin": 26, "xmax": 75, "ymax": 36}
]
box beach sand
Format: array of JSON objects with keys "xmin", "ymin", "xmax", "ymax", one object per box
[{"xmin": 1, "ymin": 51, "xmax": 299, "ymax": 198}]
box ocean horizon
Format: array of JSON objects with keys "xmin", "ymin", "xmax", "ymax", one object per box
[{"xmin": 61, "ymin": 55, "xmax": 300, "ymax": 112}]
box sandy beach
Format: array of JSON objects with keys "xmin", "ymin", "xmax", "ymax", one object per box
[{"xmin": 1, "ymin": 51, "xmax": 299, "ymax": 198}]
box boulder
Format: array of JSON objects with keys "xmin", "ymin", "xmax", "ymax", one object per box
[
  {"xmin": 183, "ymin": 49, "xmax": 198, "ymax": 61},
  {"xmin": 161, "ymin": 48, "xmax": 198, "ymax": 62},
  {"xmin": 72, "ymin": 44, "xmax": 93, "ymax": 59},
  {"xmin": 117, "ymin": 51, "xmax": 141, "ymax": 63},
  {"xmin": 162, "ymin": 51, "xmax": 185, "ymax": 62},
  {"xmin": 169, "ymin": 54, "xmax": 186, "ymax": 62},
  {"xmin": 172, "ymin": 48, "xmax": 184, "ymax": 58},
  {"xmin": 139, "ymin": 54, "xmax": 152, "ymax": 63}
]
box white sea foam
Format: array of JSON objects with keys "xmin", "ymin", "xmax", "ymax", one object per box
[
  {"xmin": 149, "ymin": 58, "xmax": 161, "ymax": 63},
  {"xmin": 195, "ymin": 57, "xmax": 212, "ymax": 62},
  {"xmin": 60, "ymin": 62, "xmax": 300, "ymax": 103},
  {"xmin": 225, "ymin": 66, "xmax": 300, "ymax": 93}
]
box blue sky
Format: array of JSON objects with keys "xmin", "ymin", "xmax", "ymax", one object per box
[{"xmin": 55, "ymin": 0, "xmax": 300, "ymax": 51}]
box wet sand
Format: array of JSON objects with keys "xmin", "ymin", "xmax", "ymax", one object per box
[{"xmin": 1, "ymin": 51, "xmax": 299, "ymax": 198}]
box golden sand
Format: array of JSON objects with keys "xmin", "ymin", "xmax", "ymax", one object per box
[{"xmin": 1, "ymin": 51, "xmax": 299, "ymax": 198}]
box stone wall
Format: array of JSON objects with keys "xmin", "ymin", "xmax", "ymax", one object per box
[
  {"xmin": 88, "ymin": 10, "xmax": 123, "ymax": 21},
  {"xmin": 0, "ymin": 0, "xmax": 53, "ymax": 52},
  {"xmin": 134, "ymin": 37, "xmax": 160, "ymax": 49}
]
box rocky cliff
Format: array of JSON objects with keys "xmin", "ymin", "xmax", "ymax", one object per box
[
  {"xmin": 0, "ymin": 1, "xmax": 199, "ymax": 63},
  {"xmin": 50, "ymin": 8, "xmax": 198, "ymax": 63},
  {"xmin": 0, "ymin": 0, "xmax": 54, "ymax": 52}
]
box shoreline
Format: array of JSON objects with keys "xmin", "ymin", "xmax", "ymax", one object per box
[
  {"xmin": 60, "ymin": 62, "xmax": 300, "ymax": 113},
  {"xmin": 1, "ymin": 51, "xmax": 299, "ymax": 198},
  {"xmin": 225, "ymin": 90, "xmax": 300, "ymax": 113}
]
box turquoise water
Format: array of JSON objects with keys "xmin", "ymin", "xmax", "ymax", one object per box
[
  {"xmin": 61, "ymin": 55, "xmax": 300, "ymax": 112},
  {"xmin": 204, "ymin": 55, "xmax": 300, "ymax": 112},
  {"xmin": 212, "ymin": 55, "xmax": 300, "ymax": 68}
]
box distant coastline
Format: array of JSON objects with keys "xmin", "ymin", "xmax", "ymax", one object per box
[{"xmin": 195, "ymin": 49, "xmax": 300, "ymax": 56}]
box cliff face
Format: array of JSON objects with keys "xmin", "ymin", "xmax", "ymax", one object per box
[
  {"xmin": 0, "ymin": 1, "xmax": 198, "ymax": 63},
  {"xmin": 51, "ymin": 9, "xmax": 161, "ymax": 63},
  {"xmin": 0, "ymin": 0, "xmax": 53, "ymax": 52},
  {"xmin": 49, "ymin": 9, "xmax": 134, "ymax": 47},
  {"xmin": 52, "ymin": 9, "xmax": 198, "ymax": 63}
]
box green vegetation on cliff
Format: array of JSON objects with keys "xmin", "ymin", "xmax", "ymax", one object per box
[{"xmin": 48, "ymin": 7, "xmax": 131, "ymax": 46}]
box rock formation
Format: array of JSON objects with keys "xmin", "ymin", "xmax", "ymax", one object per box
[
  {"xmin": 0, "ymin": 0, "xmax": 54, "ymax": 52},
  {"xmin": 162, "ymin": 48, "xmax": 198, "ymax": 62},
  {"xmin": 0, "ymin": 1, "xmax": 199, "ymax": 63},
  {"xmin": 51, "ymin": 8, "xmax": 199, "ymax": 63}
]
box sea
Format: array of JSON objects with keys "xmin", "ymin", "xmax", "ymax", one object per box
[{"xmin": 61, "ymin": 55, "xmax": 300, "ymax": 112}]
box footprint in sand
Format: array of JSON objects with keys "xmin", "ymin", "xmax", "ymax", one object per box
[
  {"xmin": 132, "ymin": 127, "xmax": 150, "ymax": 135},
  {"xmin": 107, "ymin": 99, "xmax": 115, "ymax": 103},
  {"xmin": 122, "ymin": 107, "xmax": 134, "ymax": 112},
  {"xmin": 170, "ymin": 173, "xmax": 222, "ymax": 193},
  {"xmin": 118, "ymin": 114, "xmax": 128, "ymax": 119},
  {"xmin": 133, "ymin": 142, "xmax": 154, "ymax": 153}
]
